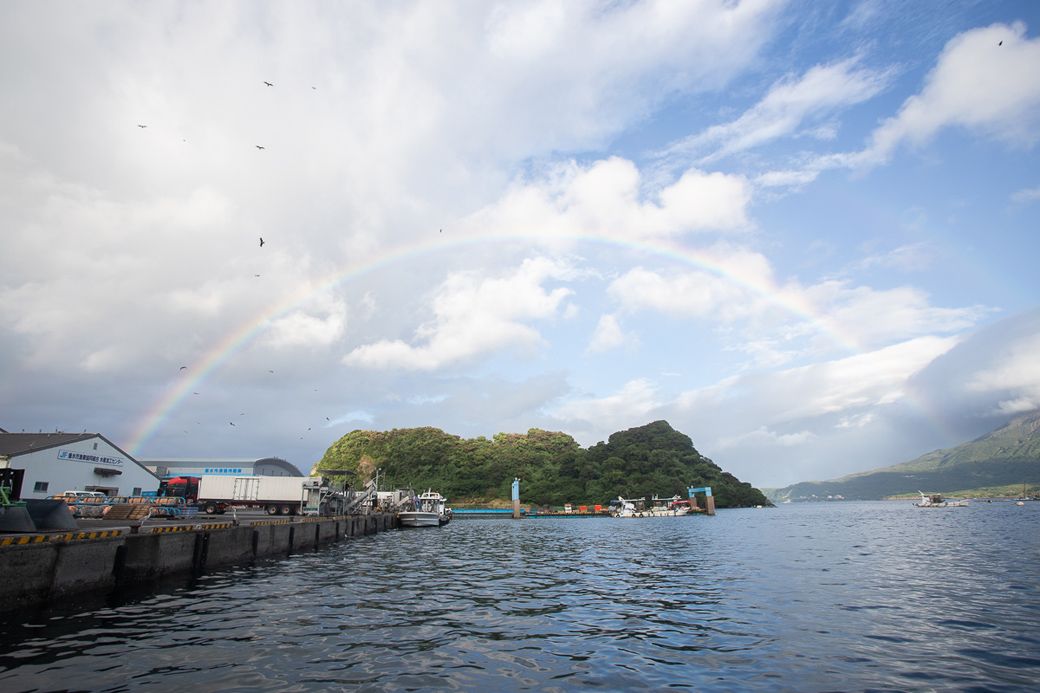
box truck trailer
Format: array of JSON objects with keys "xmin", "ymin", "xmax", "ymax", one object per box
[{"xmin": 197, "ymin": 475, "xmax": 315, "ymax": 515}]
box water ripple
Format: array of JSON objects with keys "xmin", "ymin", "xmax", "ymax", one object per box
[{"xmin": 0, "ymin": 503, "xmax": 1038, "ymax": 691}]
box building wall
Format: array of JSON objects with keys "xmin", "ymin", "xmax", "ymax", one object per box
[
  {"xmin": 13, "ymin": 437, "xmax": 160, "ymax": 499},
  {"xmin": 141, "ymin": 458, "xmax": 303, "ymax": 478}
]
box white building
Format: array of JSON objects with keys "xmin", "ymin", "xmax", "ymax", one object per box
[
  {"xmin": 137, "ymin": 456, "xmax": 303, "ymax": 479},
  {"xmin": 0, "ymin": 431, "xmax": 160, "ymax": 499}
]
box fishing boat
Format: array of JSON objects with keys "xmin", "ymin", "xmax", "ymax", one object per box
[
  {"xmin": 914, "ymin": 491, "xmax": 968, "ymax": 508},
  {"xmin": 610, "ymin": 495, "xmax": 691, "ymax": 517},
  {"xmin": 398, "ymin": 490, "xmax": 452, "ymax": 527}
]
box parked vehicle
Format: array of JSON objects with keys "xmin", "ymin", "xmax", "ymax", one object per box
[
  {"xmin": 159, "ymin": 475, "xmax": 359, "ymax": 516},
  {"xmin": 159, "ymin": 476, "xmax": 200, "ymax": 502},
  {"xmin": 193, "ymin": 475, "xmax": 316, "ymax": 515},
  {"xmin": 60, "ymin": 490, "xmax": 107, "ymax": 499}
]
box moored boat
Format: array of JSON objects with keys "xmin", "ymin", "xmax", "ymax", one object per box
[
  {"xmin": 610, "ymin": 495, "xmax": 692, "ymax": 517},
  {"xmin": 914, "ymin": 491, "xmax": 968, "ymax": 507},
  {"xmin": 398, "ymin": 490, "xmax": 452, "ymax": 527}
]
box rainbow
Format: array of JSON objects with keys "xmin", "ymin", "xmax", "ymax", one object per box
[{"xmin": 123, "ymin": 232, "xmax": 865, "ymax": 455}]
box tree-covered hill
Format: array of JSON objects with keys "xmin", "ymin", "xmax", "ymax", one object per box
[
  {"xmin": 315, "ymin": 420, "xmax": 769, "ymax": 508},
  {"xmin": 769, "ymin": 411, "xmax": 1040, "ymax": 501}
]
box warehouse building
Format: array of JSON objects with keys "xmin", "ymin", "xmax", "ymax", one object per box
[
  {"xmin": 0, "ymin": 431, "xmax": 160, "ymax": 499},
  {"xmin": 138, "ymin": 456, "xmax": 303, "ymax": 479}
]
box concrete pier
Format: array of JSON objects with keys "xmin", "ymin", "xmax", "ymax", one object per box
[{"xmin": 0, "ymin": 513, "xmax": 397, "ymax": 613}]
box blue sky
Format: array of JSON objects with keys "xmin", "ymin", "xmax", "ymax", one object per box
[{"xmin": 1, "ymin": 1, "xmax": 1038, "ymax": 488}]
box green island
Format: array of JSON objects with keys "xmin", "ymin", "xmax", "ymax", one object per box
[{"xmin": 315, "ymin": 420, "xmax": 770, "ymax": 508}]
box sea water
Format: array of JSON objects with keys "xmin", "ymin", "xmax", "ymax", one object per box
[{"xmin": 1, "ymin": 501, "xmax": 1038, "ymax": 691}]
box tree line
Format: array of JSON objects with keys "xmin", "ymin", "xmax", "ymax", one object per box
[{"xmin": 315, "ymin": 420, "xmax": 769, "ymax": 508}]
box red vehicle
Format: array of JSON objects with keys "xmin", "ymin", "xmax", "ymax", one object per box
[{"xmin": 159, "ymin": 476, "xmax": 201, "ymax": 502}]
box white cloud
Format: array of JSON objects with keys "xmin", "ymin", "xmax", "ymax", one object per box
[
  {"xmin": 463, "ymin": 157, "xmax": 751, "ymax": 242},
  {"xmin": 671, "ymin": 335, "xmax": 959, "ymax": 430},
  {"xmin": 798, "ymin": 281, "xmax": 987, "ymax": 349},
  {"xmin": 606, "ymin": 245, "xmax": 774, "ymax": 321},
  {"xmin": 994, "ymin": 397, "xmax": 1039, "ymax": 415},
  {"xmin": 836, "ymin": 412, "xmax": 875, "ymax": 429},
  {"xmin": 477, "ymin": 0, "xmax": 785, "ymax": 152},
  {"xmin": 608, "ymin": 265, "xmax": 757, "ymax": 321},
  {"xmin": 848, "ymin": 22, "xmax": 1040, "ymax": 167},
  {"xmin": 755, "ymin": 168, "xmax": 821, "ymax": 189},
  {"xmin": 716, "ymin": 426, "xmax": 816, "ymax": 449},
  {"xmin": 858, "ymin": 243, "xmax": 934, "ymax": 272},
  {"xmin": 661, "ymin": 56, "xmax": 890, "ymax": 164},
  {"xmin": 329, "ymin": 410, "xmax": 374, "ymax": 426},
  {"xmin": 552, "ymin": 379, "xmax": 661, "ymax": 431},
  {"xmin": 966, "ymin": 332, "xmax": 1040, "ymax": 405},
  {"xmin": 265, "ymin": 307, "xmax": 346, "ymax": 349},
  {"xmin": 586, "ymin": 314, "xmax": 629, "ymax": 354},
  {"xmin": 767, "ymin": 336, "xmax": 960, "ymax": 422},
  {"xmin": 343, "ymin": 257, "xmax": 577, "ymax": 370},
  {"xmin": 1011, "ymin": 185, "xmax": 1040, "ymax": 204},
  {"xmin": 604, "ymin": 251, "xmax": 984, "ymax": 356}
]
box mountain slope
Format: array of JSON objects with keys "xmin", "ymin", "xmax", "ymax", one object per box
[
  {"xmin": 315, "ymin": 420, "xmax": 770, "ymax": 507},
  {"xmin": 771, "ymin": 412, "xmax": 1040, "ymax": 501}
]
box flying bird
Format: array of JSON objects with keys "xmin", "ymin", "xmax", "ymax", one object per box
[
  {"xmin": 325, "ymin": 417, "xmax": 330, "ymax": 421},
  {"xmin": 179, "ymin": 366, "xmax": 187, "ymax": 371},
  {"xmin": 264, "ymin": 81, "xmax": 274, "ymax": 87},
  {"xmin": 137, "ymin": 124, "xmax": 147, "ymax": 128},
  {"xmin": 268, "ymin": 369, "xmax": 275, "ymax": 374},
  {"xmin": 999, "ymin": 40, "xmax": 1003, "ymax": 46},
  {"xmin": 256, "ymin": 145, "xmax": 265, "ymax": 150},
  {"xmin": 255, "ymin": 274, "xmax": 261, "ymax": 277},
  {"xmin": 193, "ymin": 392, "xmax": 199, "ymax": 395},
  {"xmin": 229, "ymin": 421, "xmax": 236, "ymax": 427},
  {"xmin": 259, "ymin": 237, "xmax": 265, "ymax": 247},
  {"xmin": 311, "ymin": 86, "xmax": 316, "ymax": 90}
]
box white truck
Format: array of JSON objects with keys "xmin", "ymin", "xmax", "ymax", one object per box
[{"xmin": 197, "ymin": 475, "xmax": 318, "ymax": 515}]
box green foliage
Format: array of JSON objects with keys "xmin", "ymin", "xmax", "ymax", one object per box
[{"xmin": 314, "ymin": 420, "xmax": 769, "ymax": 508}]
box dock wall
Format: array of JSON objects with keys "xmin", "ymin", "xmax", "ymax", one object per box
[{"xmin": 0, "ymin": 514, "xmax": 397, "ymax": 613}]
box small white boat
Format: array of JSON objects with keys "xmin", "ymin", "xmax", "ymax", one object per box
[
  {"xmin": 611, "ymin": 495, "xmax": 691, "ymax": 517},
  {"xmin": 914, "ymin": 491, "xmax": 968, "ymax": 508},
  {"xmin": 398, "ymin": 490, "xmax": 452, "ymax": 527}
]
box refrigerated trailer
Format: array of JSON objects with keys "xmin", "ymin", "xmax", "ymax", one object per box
[{"xmin": 197, "ymin": 475, "xmax": 315, "ymax": 515}]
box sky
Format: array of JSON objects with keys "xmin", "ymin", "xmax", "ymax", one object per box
[{"xmin": 2, "ymin": 1, "xmax": 1039, "ymax": 489}]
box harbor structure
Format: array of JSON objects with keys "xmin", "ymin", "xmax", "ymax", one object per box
[
  {"xmin": 0, "ymin": 432, "xmax": 160, "ymax": 500},
  {"xmin": 138, "ymin": 456, "xmax": 303, "ymax": 478},
  {"xmin": 0, "ymin": 512, "xmax": 398, "ymax": 613},
  {"xmin": 688, "ymin": 485, "xmax": 716, "ymax": 515}
]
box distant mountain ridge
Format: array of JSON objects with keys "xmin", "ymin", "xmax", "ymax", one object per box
[{"xmin": 770, "ymin": 411, "xmax": 1040, "ymax": 501}]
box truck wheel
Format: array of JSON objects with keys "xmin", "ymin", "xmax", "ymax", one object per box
[
  {"xmin": 204, "ymin": 503, "xmax": 217, "ymax": 515},
  {"xmin": 267, "ymin": 505, "xmax": 279, "ymax": 515},
  {"xmin": 281, "ymin": 505, "xmax": 293, "ymax": 515}
]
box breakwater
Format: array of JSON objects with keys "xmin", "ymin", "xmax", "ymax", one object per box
[{"xmin": 0, "ymin": 513, "xmax": 396, "ymax": 612}]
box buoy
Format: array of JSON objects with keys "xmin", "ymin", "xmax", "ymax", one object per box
[{"xmin": 1016, "ymin": 501, "xmax": 1025, "ymax": 506}]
